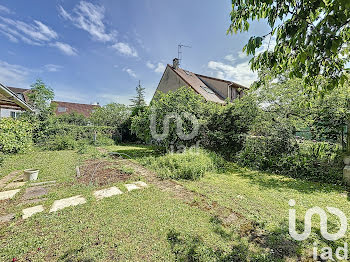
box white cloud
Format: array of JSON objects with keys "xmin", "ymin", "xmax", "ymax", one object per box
[
  {"xmin": 207, "ymin": 60, "xmax": 258, "ymax": 87},
  {"xmin": 154, "ymin": 63, "xmax": 165, "ymax": 73},
  {"xmin": 0, "ymin": 60, "xmax": 30, "ymax": 87},
  {"xmin": 58, "ymin": 1, "xmax": 116, "ymax": 42},
  {"xmin": 146, "ymin": 61, "xmax": 155, "ymax": 69},
  {"xmin": 51, "ymin": 42, "xmax": 77, "ymax": 56},
  {"xmin": 224, "ymin": 54, "xmax": 236, "ymax": 63},
  {"xmin": 0, "ymin": 16, "xmax": 77, "ymax": 55},
  {"xmin": 112, "ymin": 42, "xmax": 138, "ymax": 57},
  {"xmin": 0, "ymin": 5, "xmax": 11, "ymax": 14},
  {"xmin": 123, "ymin": 68, "xmax": 137, "ymax": 78},
  {"xmin": 44, "ymin": 64, "xmax": 63, "ymax": 72},
  {"xmin": 238, "ymin": 51, "xmax": 247, "ymax": 59}
]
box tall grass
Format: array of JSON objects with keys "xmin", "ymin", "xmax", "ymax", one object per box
[{"xmin": 141, "ymin": 148, "xmax": 226, "ymax": 180}]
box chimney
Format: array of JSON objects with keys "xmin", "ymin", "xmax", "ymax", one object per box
[{"xmin": 173, "ymin": 58, "xmax": 179, "ymax": 69}]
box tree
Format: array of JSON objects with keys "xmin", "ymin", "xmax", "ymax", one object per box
[
  {"xmin": 228, "ymin": 0, "xmax": 350, "ymax": 91},
  {"xmin": 28, "ymin": 79, "xmax": 55, "ymax": 113},
  {"xmin": 130, "ymin": 80, "xmax": 146, "ymax": 108},
  {"xmin": 91, "ymin": 103, "xmax": 130, "ymax": 127}
]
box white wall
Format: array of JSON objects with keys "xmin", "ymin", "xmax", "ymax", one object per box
[{"xmin": 0, "ymin": 108, "xmax": 25, "ymax": 118}]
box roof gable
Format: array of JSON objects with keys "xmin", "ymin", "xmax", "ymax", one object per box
[{"xmin": 52, "ymin": 101, "xmax": 100, "ymax": 117}]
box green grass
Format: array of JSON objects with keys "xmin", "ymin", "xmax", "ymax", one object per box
[
  {"xmin": 0, "ymin": 146, "xmax": 235, "ymax": 261},
  {"xmin": 1, "ymin": 144, "xmax": 350, "ymax": 261}
]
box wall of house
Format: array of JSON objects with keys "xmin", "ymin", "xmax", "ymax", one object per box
[
  {"xmin": 155, "ymin": 66, "xmax": 188, "ymax": 96},
  {"xmin": 0, "ymin": 107, "xmax": 24, "ymax": 118}
]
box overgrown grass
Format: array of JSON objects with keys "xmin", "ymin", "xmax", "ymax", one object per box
[{"xmin": 141, "ymin": 148, "xmax": 226, "ymax": 180}]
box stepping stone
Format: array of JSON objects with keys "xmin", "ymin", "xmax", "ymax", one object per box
[
  {"xmin": 134, "ymin": 181, "xmax": 148, "ymax": 188},
  {"xmin": 5, "ymin": 181, "xmax": 26, "ymax": 189},
  {"xmin": 124, "ymin": 183, "xmax": 141, "ymax": 191},
  {"xmin": 22, "ymin": 205, "xmax": 44, "ymax": 219},
  {"xmin": 0, "ymin": 189, "xmax": 21, "ymax": 201},
  {"xmin": 29, "ymin": 180, "xmax": 56, "ymax": 187},
  {"xmin": 50, "ymin": 195, "xmax": 86, "ymax": 212},
  {"xmin": 0, "ymin": 213, "xmax": 15, "ymax": 223},
  {"xmin": 22, "ymin": 187, "xmax": 49, "ymax": 200},
  {"xmin": 0, "ymin": 170, "xmax": 21, "ymax": 188},
  {"xmin": 94, "ymin": 187, "xmax": 123, "ymax": 200}
]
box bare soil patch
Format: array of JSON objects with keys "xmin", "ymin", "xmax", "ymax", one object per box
[{"xmin": 77, "ymin": 159, "xmax": 135, "ymax": 186}]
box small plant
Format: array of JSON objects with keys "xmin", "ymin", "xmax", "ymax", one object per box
[
  {"xmin": 142, "ymin": 148, "xmax": 225, "ymax": 180},
  {"xmin": 118, "ymin": 165, "xmax": 135, "ymax": 175}
]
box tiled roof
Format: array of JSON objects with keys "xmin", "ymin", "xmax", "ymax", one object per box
[
  {"xmin": 0, "ymin": 83, "xmax": 33, "ymax": 111},
  {"xmin": 52, "ymin": 101, "xmax": 100, "ymax": 117},
  {"xmin": 7, "ymin": 87, "xmax": 31, "ymax": 103},
  {"xmin": 168, "ymin": 65, "xmax": 226, "ymax": 104}
]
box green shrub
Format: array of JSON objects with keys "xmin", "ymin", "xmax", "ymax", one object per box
[
  {"xmin": 0, "ymin": 118, "xmax": 32, "ymax": 154},
  {"xmin": 141, "ymin": 148, "xmax": 225, "ymax": 180},
  {"xmin": 93, "ymin": 135, "xmax": 115, "ymax": 146},
  {"xmin": 46, "ymin": 134, "xmax": 77, "ymax": 150}
]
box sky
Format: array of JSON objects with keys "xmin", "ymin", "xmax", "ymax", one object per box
[{"xmin": 0, "ymin": 0, "xmax": 272, "ymax": 105}]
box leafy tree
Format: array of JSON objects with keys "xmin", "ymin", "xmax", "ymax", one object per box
[
  {"xmin": 28, "ymin": 79, "xmax": 55, "ymax": 113},
  {"xmin": 91, "ymin": 103, "xmax": 130, "ymax": 127},
  {"xmin": 131, "ymin": 87, "xmax": 208, "ymax": 148},
  {"xmin": 56, "ymin": 112, "xmax": 89, "ymax": 126},
  {"xmin": 130, "ymin": 80, "xmax": 146, "ymax": 108},
  {"xmin": 228, "ymin": 0, "xmax": 350, "ymax": 90}
]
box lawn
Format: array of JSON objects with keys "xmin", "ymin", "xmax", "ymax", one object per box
[{"xmin": 1, "ymin": 144, "xmax": 349, "ymax": 261}]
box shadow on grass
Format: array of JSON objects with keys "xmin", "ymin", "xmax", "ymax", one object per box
[
  {"xmin": 167, "ymin": 217, "xmax": 311, "ymax": 261},
  {"xmin": 107, "ymin": 144, "xmax": 165, "ymax": 159},
  {"xmin": 225, "ymin": 164, "xmax": 346, "ymax": 195}
]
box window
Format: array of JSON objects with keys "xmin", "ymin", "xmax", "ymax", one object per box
[
  {"xmin": 58, "ymin": 107, "xmax": 67, "ymax": 113},
  {"xmin": 184, "ymin": 70, "xmax": 192, "ymax": 76},
  {"xmin": 10, "ymin": 111, "xmax": 16, "ymax": 118},
  {"xmin": 201, "ymin": 86, "xmax": 214, "ymax": 94},
  {"xmin": 231, "ymin": 88, "xmax": 238, "ymax": 100}
]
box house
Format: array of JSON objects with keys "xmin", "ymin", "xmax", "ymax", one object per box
[
  {"xmin": 0, "ymin": 84, "xmax": 33, "ymax": 118},
  {"xmin": 154, "ymin": 58, "xmax": 247, "ymax": 104},
  {"xmin": 51, "ymin": 101, "xmax": 100, "ymax": 117}
]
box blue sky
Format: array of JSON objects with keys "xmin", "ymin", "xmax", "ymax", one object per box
[{"xmin": 0, "ymin": 0, "xmax": 272, "ymax": 105}]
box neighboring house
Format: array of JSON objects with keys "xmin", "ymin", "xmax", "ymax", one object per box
[
  {"xmin": 52, "ymin": 101, "xmax": 100, "ymax": 117},
  {"xmin": 0, "ymin": 84, "xmax": 33, "ymax": 118},
  {"xmin": 154, "ymin": 58, "xmax": 247, "ymax": 104}
]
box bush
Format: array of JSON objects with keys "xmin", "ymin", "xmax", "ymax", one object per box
[
  {"xmin": 0, "ymin": 118, "xmax": 32, "ymax": 154},
  {"xmin": 93, "ymin": 135, "xmax": 115, "ymax": 146},
  {"xmin": 46, "ymin": 134, "xmax": 77, "ymax": 150},
  {"xmin": 141, "ymin": 148, "xmax": 225, "ymax": 180}
]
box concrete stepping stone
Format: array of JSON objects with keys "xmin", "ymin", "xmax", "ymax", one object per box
[
  {"xmin": 29, "ymin": 180, "xmax": 56, "ymax": 187},
  {"xmin": 50, "ymin": 195, "xmax": 86, "ymax": 212},
  {"xmin": 0, "ymin": 170, "xmax": 21, "ymax": 188},
  {"xmin": 0, "ymin": 213, "xmax": 15, "ymax": 223},
  {"xmin": 5, "ymin": 181, "xmax": 26, "ymax": 189},
  {"xmin": 0, "ymin": 189, "xmax": 21, "ymax": 200},
  {"xmin": 134, "ymin": 181, "xmax": 148, "ymax": 188},
  {"xmin": 22, "ymin": 205, "xmax": 44, "ymax": 219},
  {"xmin": 22, "ymin": 187, "xmax": 49, "ymax": 200},
  {"xmin": 124, "ymin": 183, "xmax": 141, "ymax": 191},
  {"xmin": 93, "ymin": 187, "xmax": 123, "ymax": 200}
]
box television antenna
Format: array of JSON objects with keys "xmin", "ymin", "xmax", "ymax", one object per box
[{"xmin": 178, "ymin": 43, "xmax": 191, "ymax": 66}]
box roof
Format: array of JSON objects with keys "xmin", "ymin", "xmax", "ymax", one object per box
[
  {"xmin": 52, "ymin": 101, "xmax": 100, "ymax": 117},
  {"xmin": 168, "ymin": 65, "xmax": 226, "ymax": 104},
  {"xmin": 167, "ymin": 65, "xmax": 247, "ymax": 104},
  {"xmin": 0, "ymin": 83, "xmax": 34, "ymax": 112},
  {"xmin": 7, "ymin": 87, "xmax": 31, "ymax": 103}
]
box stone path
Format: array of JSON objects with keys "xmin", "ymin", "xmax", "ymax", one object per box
[
  {"xmin": 0, "ymin": 189, "xmax": 21, "ymax": 200},
  {"xmin": 94, "ymin": 186, "xmax": 123, "ymax": 200},
  {"xmin": 0, "ymin": 170, "xmax": 21, "ymax": 188},
  {"xmin": 50, "ymin": 195, "xmax": 87, "ymax": 212},
  {"xmin": 23, "ymin": 205, "xmax": 44, "ymax": 219},
  {"xmin": 0, "ymin": 181, "xmax": 148, "ymax": 223}
]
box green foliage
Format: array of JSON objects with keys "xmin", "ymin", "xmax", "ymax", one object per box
[
  {"xmin": 0, "ymin": 118, "xmax": 32, "ymax": 154},
  {"xmin": 205, "ymin": 94, "xmax": 259, "ymax": 155},
  {"xmin": 228, "ymin": 0, "xmax": 350, "ymax": 91},
  {"xmin": 93, "ymin": 135, "xmax": 115, "ymax": 146},
  {"xmin": 130, "ymin": 81, "xmax": 146, "ymax": 108},
  {"xmin": 141, "ymin": 148, "xmax": 225, "ymax": 180},
  {"xmin": 131, "ymin": 87, "xmax": 208, "ymax": 148},
  {"xmin": 28, "ymin": 79, "xmax": 55, "ymax": 112},
  {"xmin": 46, "ymin": 134, "xmax": 77, "ymax": 151},
  {"xmin": 56, "ymin": 112, "xmax": 89, "ymax": 126},
  {"xmin": 91, "ymin": 103, "xmax": 130, "ymax": 127}
]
